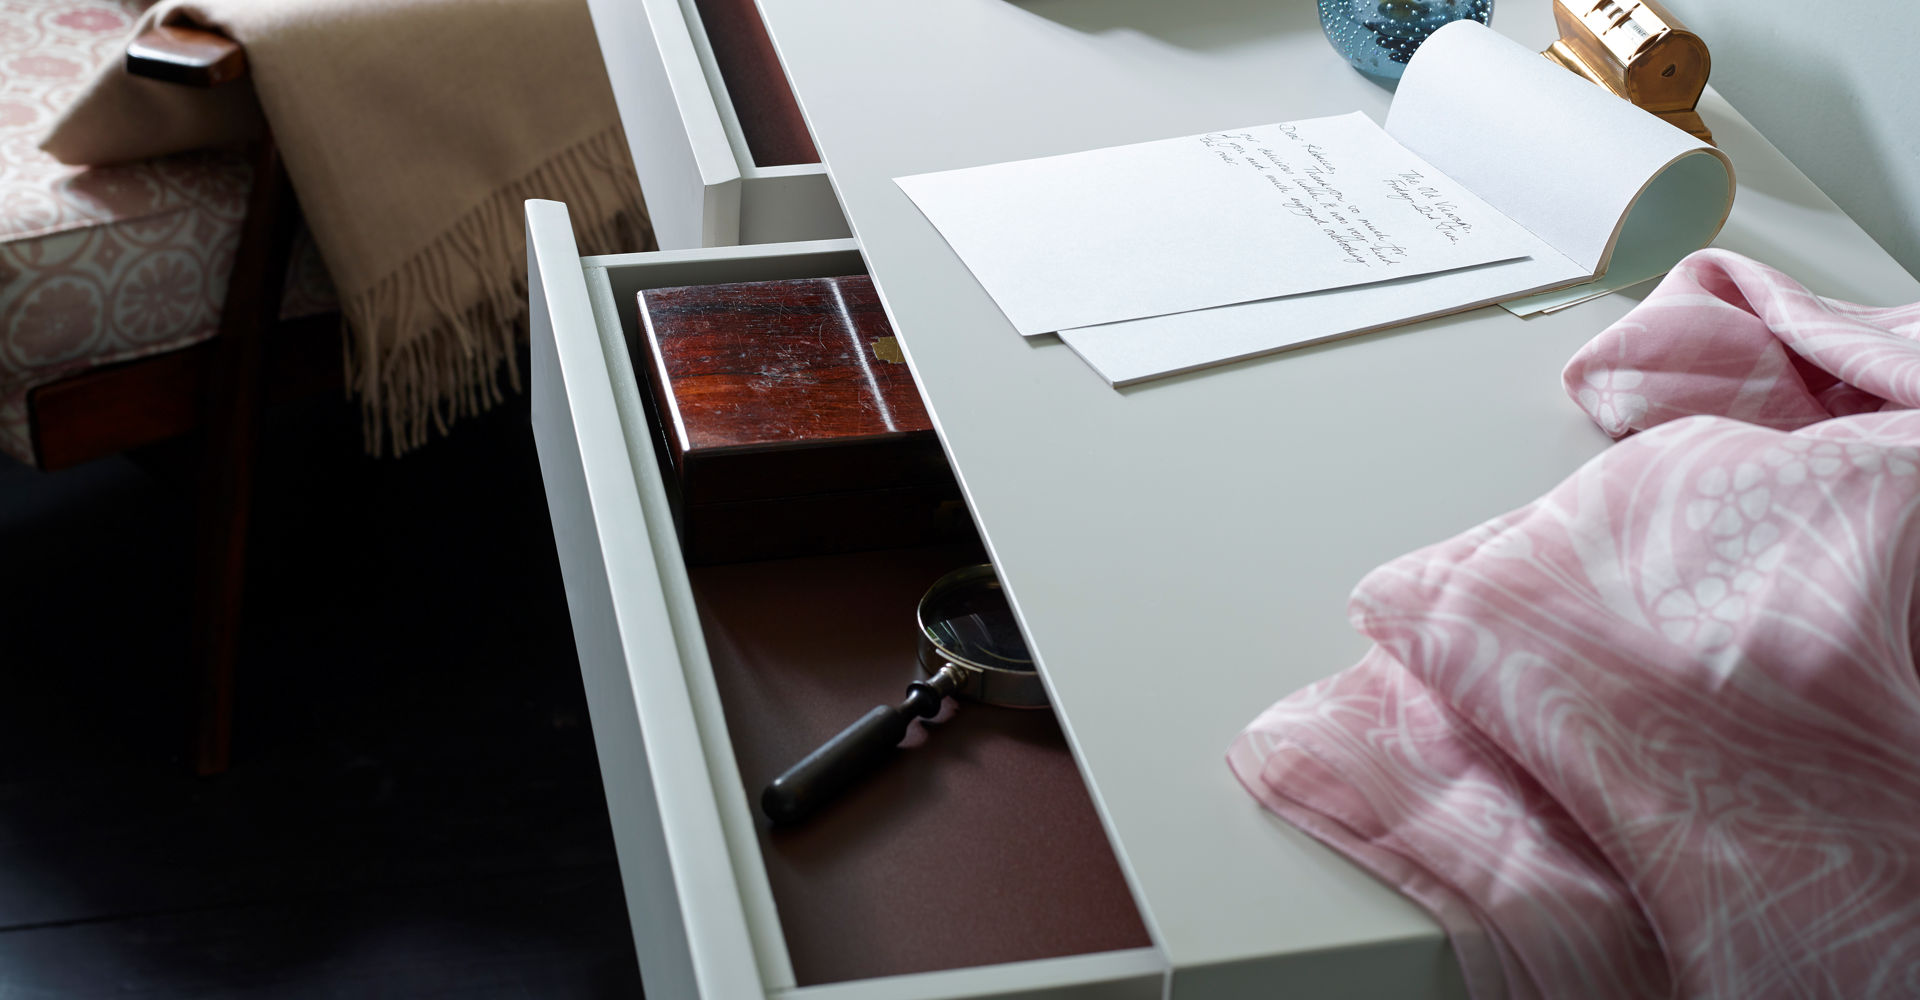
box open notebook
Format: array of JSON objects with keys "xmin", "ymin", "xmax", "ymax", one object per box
[{"xmin": 895, "ymin": 21, "xmax": 1734, "ymax": 386}]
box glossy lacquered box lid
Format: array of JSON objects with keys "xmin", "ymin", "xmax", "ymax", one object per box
[
  {"xmin": 637, "ymin": 275, "xmax": 953, "ymax": 506},
  {"xmin": 637, "ymin": 275, "xmax": 967, "ymax": 564}
]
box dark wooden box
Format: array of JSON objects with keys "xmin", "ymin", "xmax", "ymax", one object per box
[{"xmin": 636, "ymin": 275, "xmax": 969, "ymax": 563}]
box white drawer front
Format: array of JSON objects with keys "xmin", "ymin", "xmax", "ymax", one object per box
[
  {"xmin": 528, "ymin": 198, "xmax": 1165, "ymax": 999},
  {"xmin": 584, "ymin": 0, "xmax": 848, "ymax": 249},
  {"xmin": 527, "ymin": 198, "xmax": 769, "ymax": 999}
]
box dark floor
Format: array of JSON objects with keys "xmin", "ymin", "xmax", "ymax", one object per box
[{"xmin": 0, "ymin": 393, "xmax": 644, "ymax": 997}]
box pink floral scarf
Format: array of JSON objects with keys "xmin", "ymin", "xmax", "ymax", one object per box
[{"xmin": 1229, "ymin": 249, "xmax": 1920, "ymax": 999}]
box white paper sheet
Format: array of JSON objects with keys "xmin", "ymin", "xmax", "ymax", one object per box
[
  {"xmin": 1499, "ymin": 149, "xmax": 1736, "ymax": 316},
  {"xmin": 1056, "ymin": 22, "xmax": 1731, "ymax": 385},
  {"xmin": 894, "ymin": 22, "xmax": 1732, "ymax": 385},
  {"xmin": 1058, "ymin": 252, "xmax": 1585, "ymax": 386},
  {"xmin": 1387, "ymin": 21, "xmax": 1719, "ymax": 276},
  {"xmin": 895, "ymin": 112, "xmax": 1546, "ymax": 336}
]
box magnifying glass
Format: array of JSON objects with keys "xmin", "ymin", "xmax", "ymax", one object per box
[{"xmin": 761, "ymin": 563, "xmax": 1044, "ymax": 825}]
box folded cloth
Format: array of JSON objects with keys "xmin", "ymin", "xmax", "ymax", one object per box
[
  {"xmin": 1564, "ymin": 248, "xmax": 1920, "ymax": 437},
  {"xmin": 40, "ymin": 0, "xmax": 652, "ymax": 452},
  {"xmin": 1230, "ymin": 251, "xmax": 1920, "ymax": 1000}
]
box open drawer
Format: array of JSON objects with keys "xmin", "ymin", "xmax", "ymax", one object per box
[
  {"xmin": 526, "ymin": 199, "xmax": 1166, "ymax": 998},
  {"xmin": 584, "ymin": 0, "xmax": 849, "ymax": 250}
]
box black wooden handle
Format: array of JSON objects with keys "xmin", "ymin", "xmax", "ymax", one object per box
[
  {"xmin": 761, "ymin": 675, "xmax": 952, "ymax": 825},
  {"xmin": 761, "ymin": 705, "xmax": 909, "ymax": 825}
]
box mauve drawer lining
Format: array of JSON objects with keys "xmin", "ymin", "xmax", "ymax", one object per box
[{"xmin": 688, "ymin": 546, "xmax": 1153, "ymax": 986}]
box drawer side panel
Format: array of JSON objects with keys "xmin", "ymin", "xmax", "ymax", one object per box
[
  {"xmin": 586, "ymin": 0, "xmax": 742, "ymax": 248},
  {"xmin": 527, "ymin": 199, "xmax": 765, "ymax": 999}
]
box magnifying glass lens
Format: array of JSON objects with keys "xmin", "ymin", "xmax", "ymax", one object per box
[{"xmin": 923, "ymin": 578, "xmax": 1032, "ymax": 671}]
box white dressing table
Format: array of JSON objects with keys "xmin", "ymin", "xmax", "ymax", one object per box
[{"xmin": 527, "ymin": 1, "xmax": 1920, "ymax": 996}]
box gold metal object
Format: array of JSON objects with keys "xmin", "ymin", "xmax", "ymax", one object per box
[
  {"xmin": 870, "ymin": 336, "xmax": 905, "ymax": 364},
  {"xmin": 1543, "ymin": 0, "xmax": 1713, "ymax": 143}
]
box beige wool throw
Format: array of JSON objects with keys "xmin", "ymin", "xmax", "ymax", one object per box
[{"xmin": 41, "ymin": 0, "xmax": 652, "ymax": 453}]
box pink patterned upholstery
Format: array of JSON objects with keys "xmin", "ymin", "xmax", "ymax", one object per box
[{"xmin": 0, "ymin": 0, "xmax": 333, "ymax": 465}]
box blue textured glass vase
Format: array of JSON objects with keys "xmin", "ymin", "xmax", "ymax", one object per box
[{"xmin": 1318, "ymin": 0, "xmax": 1493, "ymax": 81}]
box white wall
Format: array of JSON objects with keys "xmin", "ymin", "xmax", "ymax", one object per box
[{"xmin": 1656, "ymin": 0, "xmax": 1920, "ymax": 282}]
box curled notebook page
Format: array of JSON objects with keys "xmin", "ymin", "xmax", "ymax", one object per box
[{"xmin": 1056, "ymin": 21, "xmax": 1733, "ymax": 386}]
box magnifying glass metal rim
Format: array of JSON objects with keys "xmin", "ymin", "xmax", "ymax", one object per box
[{"xmin": 915, "ymin": 563, "xmax": 1048, "ymax": 710}]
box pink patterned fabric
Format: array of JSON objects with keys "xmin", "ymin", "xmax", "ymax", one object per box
[
  {"xmin": 0, "ymin": 0, "xmax": 334, "ymax": 465},
  {"xmin": 1565, "ymin": 248, "xmax": 1920, "ymax": 438},
  {"xmin": 1230, "ymin": 250, "xmax": 1920, "ymax": 1000}
]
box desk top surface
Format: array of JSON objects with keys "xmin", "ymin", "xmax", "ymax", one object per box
[{"xmin": 750, "ymin": 0, "xmax": 1920, "ymax": 991}]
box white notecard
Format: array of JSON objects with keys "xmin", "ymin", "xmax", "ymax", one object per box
[{"xmin": 895, "ymin": 112, "xmax": 1546, "ymax": 336}]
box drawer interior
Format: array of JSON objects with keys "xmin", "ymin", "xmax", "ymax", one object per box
[
  {"xmin": 688, "ymin": 0, "xmax": 819, "ymax": 167},
  {"xmin": 689, "ymin": 545, "xmax": 1153, "ymax": 985},
  {"xmin": 586, "ymin": 242, "xmax": 1155, "ymax": 990}
]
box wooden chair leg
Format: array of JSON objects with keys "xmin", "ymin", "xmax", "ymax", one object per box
[{"xmin": 192, "ymin": 138, "xmax": 300, "ymax": 775}]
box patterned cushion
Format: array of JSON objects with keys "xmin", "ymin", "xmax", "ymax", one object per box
[{"xmin": 0, "ymin": 0, "xmax": 334, "ymax": 465}]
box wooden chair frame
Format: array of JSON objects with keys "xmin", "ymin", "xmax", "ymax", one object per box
[{"xmin": 24, "ymin": 25, "xmax": 343, "ymax": 773}]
